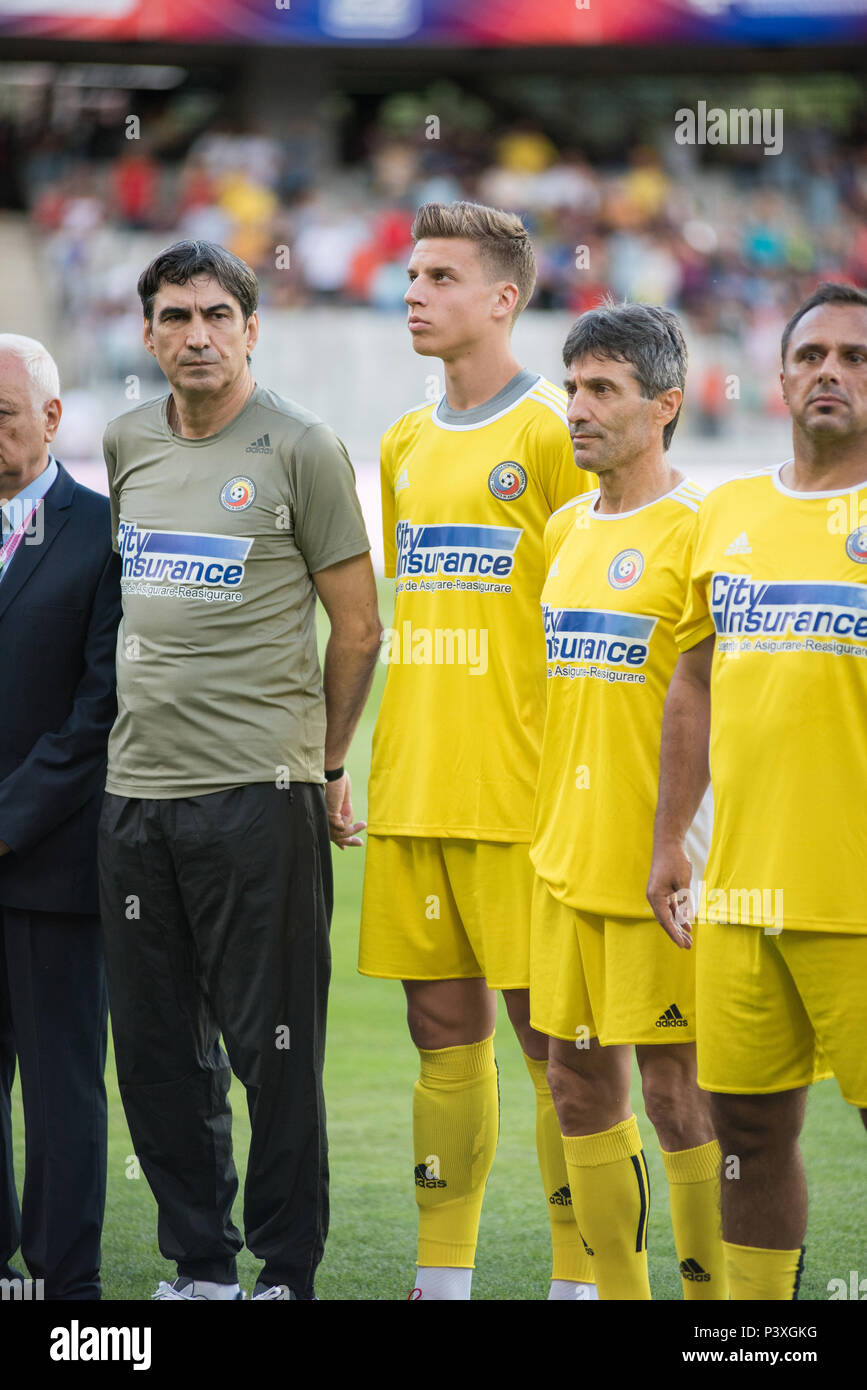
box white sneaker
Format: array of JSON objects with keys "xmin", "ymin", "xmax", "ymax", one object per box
[
  {"xmin": 152, "ymin": 1277, "xmax": 244, "ymax": 1300},
  {"xmin": 251, "ymin": 1282, "xmax": 319, "ymax": 1300}
]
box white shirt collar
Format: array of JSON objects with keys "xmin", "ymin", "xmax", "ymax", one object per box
[{"xmin": 0, "ymin": 455, "xmax": 58, "ymax": 533}]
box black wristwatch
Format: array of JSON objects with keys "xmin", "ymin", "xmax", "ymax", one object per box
[{"xmin": 324, "ymin": 766, "xmax": 345, "ymax": 782}]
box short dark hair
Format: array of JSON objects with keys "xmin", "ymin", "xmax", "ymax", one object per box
[
  {"xmin": 137, "ymin": 240, "xmax": 259, "ymax": 327},
  {"xmin": 562, "ymin": 298, "xmax": 688, "ymax": 451},
  {"xmin": 781, "ymin": 282, "xmax": 867, "ymax": 364}
]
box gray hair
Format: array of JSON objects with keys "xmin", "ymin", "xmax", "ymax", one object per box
[
  {"xmin": 0, "ymin": 333, "xmax": 61, "ymax": 404},
  {"xmin": 562, "ymin": 298, "xmax": 687, "ymax": 451}
]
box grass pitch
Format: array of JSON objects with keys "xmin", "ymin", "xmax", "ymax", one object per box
[{"xmin": 10, "ymin": 581, "xmax": 866, "ymax": 1299}]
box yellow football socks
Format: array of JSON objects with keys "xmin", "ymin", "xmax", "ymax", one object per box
[
  {"xmin": 562, "ymin": 1115, "xmax": 651, "ymax": 1299},
  {"xmin": 724, "ymin": 1241, "xmax": 805, "ymax": 1300},
  {"xmin": 661, "ymin": 1141, "xmax": 729, "ymax": 1300},
  {"xmin": 413, "ymin": 1036, "xmax": 499, "ymax": 1269},
  {"xmin": 523, "ymin": 1054, "xmax": 595, "ymax": 1288}
]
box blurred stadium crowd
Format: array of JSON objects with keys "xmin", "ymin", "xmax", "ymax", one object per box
[{"xmin": 4, "ymin": 74, "xmax": 867, "ymax": 428}]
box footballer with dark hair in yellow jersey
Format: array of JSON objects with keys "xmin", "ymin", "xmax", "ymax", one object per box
[
  {"xmin": 648, "ymin": 283, "xmax": 867, "ymax": 1301},
  {"xmin": 359, "ymin": 201, "xmax": 596, "ymax": 1300},
  {"xmin": 530, "ymin": 299, "xmax": 727, "ymax": 1301}
]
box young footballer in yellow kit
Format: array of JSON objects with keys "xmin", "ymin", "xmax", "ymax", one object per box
[
  {"xmin": 648, "ymin": 283, "xmax": 867, "ymax": 1301},
  {"xmin": 359, "ymin": 202, "xmax": 596, "ymax": 1300},
  {"xmin": 531, "ymin": 302, "xmax": 727, "ymax": 1301}
]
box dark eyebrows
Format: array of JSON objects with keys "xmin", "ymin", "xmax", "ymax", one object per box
[
  {"xmin": 156, "ymin": 302, "xmax": 237, "ymax": 320},
  {"xmin": 566, "ymin": 373, "xmax": 621, "ymax": 390},
  {"xmin": 794, "ymin": 340, "xmax": 867, "ymax": 356}
]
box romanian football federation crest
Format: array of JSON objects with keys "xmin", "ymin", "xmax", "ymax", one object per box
[
  {"xmin": 608, "ymin": 548, "xmax": 644, "ymax": 589},
  {"xmin": 488, "ymin": 461, "xmax": 527, "ymax": 501},
  {"xmin": 845, "ymin": 527, "xmax": 867, "ymax": 564},
  {"xmin": 220, "ymin": 477, "xmax": 256, "ymax": 512}
]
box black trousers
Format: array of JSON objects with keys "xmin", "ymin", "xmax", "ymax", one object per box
[
  {"xmin": 0, "ymin": 906, "xmax": 108, "ymax": 1300},
  {"xmin": 98, "ymin": 782, "xmax": 333, "ymax": 1296}
]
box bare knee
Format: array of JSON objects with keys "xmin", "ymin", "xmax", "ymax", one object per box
[
  {"xmin": 404, "ymin": 977, "xmax": 495, "ymax": 1050},
  {"xmin": 638, "ymin": 1046, "xmax": 713, "ymax": 1151},
  {"xmin": 546, "ymin": 1040, "xmax": 631, "ymax": 1137},
  {"xmin": 546, "ymin": 1051, "xmax": 596, "ymax": 1133},
  {"xmin": 642, "ymin": 1075, "xmax": 690, "ymax": 1147},
  {"xmin": 710, "ymin": 1089, "xmax": 806, "ymax": 1159}
]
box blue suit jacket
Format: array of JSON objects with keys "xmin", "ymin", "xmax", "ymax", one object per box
[{"xmin": 0, "ymin": 460, "xmax": 121, "ymax": 914}]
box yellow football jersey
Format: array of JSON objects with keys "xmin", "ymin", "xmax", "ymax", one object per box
[
  {"xmin": 530, "ymin": 477, "xmax": 708, "ymax": 916},
  {"xmin": 367, "ymin": 372, "xmax": 595, "ymax": 841},
  {"xmin": 678, "ymin": 462, "xmax": 867, "ymax": 934}
]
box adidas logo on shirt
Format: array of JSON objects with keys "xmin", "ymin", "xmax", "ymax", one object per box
[
  {"xmin": 655, "ymin": 1003, "xmax": 688, "ymax": 1028},
  {"xmin": 246, "ymin": 433, "xmax": 273, "ymax": 455},
  {"xmin": 680, "ymin": 1258, "xmax": 710, "ymax": 1282},
  {"xmin": 725, "ymin": 531, "xmax": 752, "ymax": 555},
  {"xmin": 395, "ymin": 468, "xmax": 410, "ymax": 492},
  {"xmin": 548, "ymin": 1184, "xmax": 572, "ymax": 1207}
]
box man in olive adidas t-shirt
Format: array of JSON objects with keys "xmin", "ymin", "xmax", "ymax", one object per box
[{"xmin": 98, "ymin": 240, "xmax": 381, "ymax": 1301}]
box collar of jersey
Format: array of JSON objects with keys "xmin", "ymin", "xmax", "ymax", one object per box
[
  {"xmin": 586, "ymin": 476, "xmax": 693, "ymax": 520},
  {"xmin": 161, "ymin": 384, "xmax": 262, "ymax": 445},
  {"xmin": 772, "ymin": 457, "xmax": 867, "ymax": 499},
  {"xmin": 431, "ymin": 369, "xmax": 541, "ymax": 431}
]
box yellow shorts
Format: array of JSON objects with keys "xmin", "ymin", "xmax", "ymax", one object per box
[
  {"xmin": 529, "ymin": 874, "xmax": 697, "ymax": 1045},
  {"xmin": 696, "ymin": 921, "xmax": 866, "ymax": 1105},
  {"xmin": 359, "ymin": 835, "xmax": 533, "ymax": 988}
]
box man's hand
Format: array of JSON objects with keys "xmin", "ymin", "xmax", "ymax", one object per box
[
  {"xmin": 0, "ymin": 841, "xmax": 9, "ymax": 857},
  {"xmin": 647, "ymin": 840, "xmax": 694, "ymax": 949},
  {"xmin": 325, "ymin": 772, "xmax": 365, "ymax": 850}
]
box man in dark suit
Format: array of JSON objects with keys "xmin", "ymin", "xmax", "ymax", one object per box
[{"xmin": 0, "ymin": 335, "xmax": 121, "ymax": 1300}]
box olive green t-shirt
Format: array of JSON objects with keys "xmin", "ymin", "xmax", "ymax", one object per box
[{"xmin": 102, "ymin": 384, "xmax": 370, "ymax": 797}]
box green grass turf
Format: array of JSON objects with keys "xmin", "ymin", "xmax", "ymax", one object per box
[{"xmin": 10, "ymin": 580, "xmax": 866, "ymax": 1299}]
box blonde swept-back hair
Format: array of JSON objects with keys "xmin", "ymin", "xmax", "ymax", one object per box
[{"xmin": 411, "ymin": 201, "xmax": 537, "ymax": 321}]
